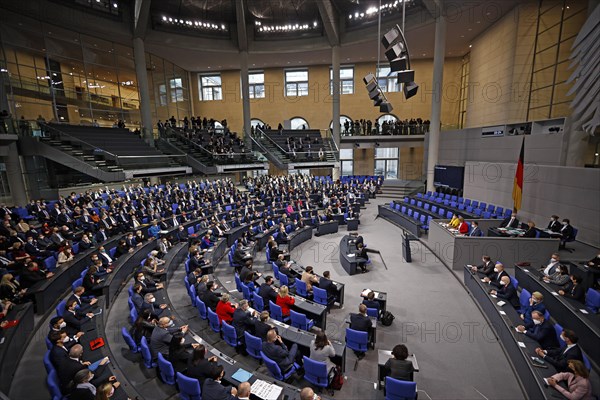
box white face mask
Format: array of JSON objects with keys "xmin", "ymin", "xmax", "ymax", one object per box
[
  {"xmin": 62, "ymin": 336, "xmax": 70, "ymax": 343},
  {"xmin": 149, "ymin": 298, "xmax": 156, "ymax": 303},
  {"xmin": 500, "ymin": 280, "xmax": 507, "ymax": 286},
  {"xmin": 59, "ymin": 322, "xmax": 67, "ymax": 329},
  {"xmin": 560, "ymin": 334, "xmax": 566, "ymax": 342},
  {"xmin": 493, "ymin": 268, "xmax": 499, "ymax": 272},
  {"xmin": 533, "ymin": 319, "xmax": 542, "ymax": 325},
  {"xmin": 139, "ymin": 276, "xmax": 145, "ymax": 281},
  {"xmin": 181, "ymin": 338, "xmax": 185, "ymax": 344},
  {"xmin": 551, "ymin": 258, "xmax": 558, "ymax": 263},
  {"xmin": 167, "ymin": 320, "xmax": 175, "ymax": 327}
]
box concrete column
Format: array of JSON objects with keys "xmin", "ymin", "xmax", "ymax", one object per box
[
  {"xmin": 331, "ymin": 45, "xmax": 341, "ymax": 146},
  {"xmin": 5, "ymin": 143, "xmax": 28, "ymax": 206},
  {"xmin": 426, "ymin": 15, "xmax": 446, "ymax": 193},
  {"xmin": 239, "ymin": 51, "xmax": 252, "ymax": 149},
  {"xmin": 132, "ymin": 37, "xmax": 154, "ymax": 146}
]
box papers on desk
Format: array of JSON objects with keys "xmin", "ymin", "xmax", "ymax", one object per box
[
  {"xmin": 361, "ymin": 289, "xmax": 380, "ymax": 298},
  {"xmin": 515, "ymin": 327, "xmax": 523, "ymax": 333},
  {"xmin": 551, "ymin": 291, "xmax": 559, "ymax": 296},
  {"xmin": 347, "ymin": 253, "xmax": 355, "ymax": 257},
  {"xmin": 231, "ymin": 368, "xmax": 253, "ymax": 382},
  {"xmin": 499, "ymin": 310, "xmax": 507, "ymax": 315},
  {"xmin": 497, "ymin": 301, "xmax": 506, "ymax": 307},
  {"xmin": 518, "ymin": 341, "xmax": 526, "ymax": 348},
  {"xmin": 580, "ymin": 309, "xmax": 589, "ymax": 314},
  {"xmin": 523, "ymin": 269, "xmax": 529, "ymax": 273},
  {"xmin": 251, "ymin": 379, "xmax": 283, "ymax": 400},
  {"xmin": 490, "ymin": 294, "xmax": 497, "ymax": 298}
]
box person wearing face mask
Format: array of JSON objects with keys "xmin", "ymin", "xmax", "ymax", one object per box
[
  {"xmin": 482, "ymin": 262, "xmax": 509, "ymax": 288},
  {"xmin": 47, "ymin": 316, "xmax": 84, "ymax": 348},
  {"xmin": 547, "ymin": 215, "xmax": 561, "ymax": 233},
  {"xmin": 134, "ymin": 271, "xmax": 163, "ymax": 294},
  {"xmin": 167, "ymin": 331, "xmax": 200, "ymax": 372},
  {"xmin": 202, "ymin": 364, "xmax": 238, "ymax": 400},
  {"xmin": 57, "ymin": 344, "xmax": 110, "ymax": 394},
  {"xmin": 516, "ymin": 310, "xmax": 559, "ymax": 349},
  {"xmin": 140, "ymin": 293, "xmax": 168, "ymax": 318},
  {"xmin": 558, "ymin": 218, "xmax": 575, "ymax": 250},
  {"xmin": 150, "ymin": 316, "xmax": 189, "ymax": 359},
  {"xmin": 546, "ymin": 359, "xmax": 593, "ymax": 400},
  {"xmin": 70, "ymin": 368, "xmax": 119, "ymax": 400},
  {"xmin": 79, "ymin": 233, "xmax": 94, "ymax": 251},
  {"xmin": 520, "ymin": 291, "xmax": 546, "ymax": 329},
  {"xmin": 19, "ymin": 261, "xmax": 53, "ymax": 289},
  {"xmin": 48, "ymin": 330, "xmax": 73, "ymax": 369},
  {"xmin": 535, "ymin": 329, "xmax": 583, "ymax": 372},
  {"xmin": 489, "ymin": 276, "xmax": 520, "ymax": 308},
  {"xmin": 63, "ymin": 299, "xmax": 95, "ymax": 336},
  {"xmin": 543, "ymin": 264, "xmax": 571, "ymax": 286},
  {"xmin": 541, "ymin": 253, "xmax": 561, "ymax": 277},
  {"xmin": 558, "ymin": 274, "xmax": 585, "ymax": 303}
]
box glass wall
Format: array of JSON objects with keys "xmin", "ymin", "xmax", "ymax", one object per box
[
  {"xmin": 374, "ymin": 147, "xmax": 398, "ymax": 179},
  {"xmin": 0, "ymin": 18, "xmax": 190, "ymax": 131}
]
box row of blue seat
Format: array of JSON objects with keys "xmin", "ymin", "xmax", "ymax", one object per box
[{"xmin": 418, "ymin": 192, "xmax": 511, "ymax": 219}]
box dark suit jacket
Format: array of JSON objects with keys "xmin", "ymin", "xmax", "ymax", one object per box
[
  {"xmin": 201, "ymin": 290, "xmax": 220, "ymax": 311},
  {"xmin": 262, "ymin": 341, "xmax": 295, "ymax": 372},
  {"xmin": 547, "ymin": 220, "xmax": 561, "ymax": 232},
  {"xmin": 469, "ymin": 227, "xmax": 483, "ymax": 237},
  {"xmin": 254, "ymin": 320, "xmax": 273, "ymax": 341},
  {"xmin": 496, "ymin": 283, "xmax": 520, "ymax": 308},
  {"xmin": 562, "ymin": 282, "xmax": 585, "ymax": 303},
  {"xmin": 476, "ymin": 261, "xmax": 495, "ymax": 278},
  {"xmin": 362, "ymin": 299, "xmax": 380, "ymax": 310},
  {"xmin": 560, "ymin": 224, "xmax": 575, "ymax": 241},
  {"xmin": 49, "ymin": 344, "xmax": 70, "ymax": 369},
  {"xmin": 349, "ymin": 313, "xmax": 371, "ymax": 333},
  {"xmin": 522, "ymin": 228, "xmax": 537, "ymax": 238},
  {"xmin": 318, "ymin": 277, "xmax": 337, "ymax": 298},
  {"xmin": 525, "ymin": 320, "xmax": 559, "ymax": 349},
  {"xmin": 232, "ymin": 308, "xmax": 256, "ymax": 339},
  {"xmin": 19, "ymin": 269, "xmax": 46, "ymax": 288},
  {"xmin": 202, "ymin": 379, "xmax": 237, "ymax": 400},
  {"xmin": 500, "ymin": 217, "xmax": 520, "ymax": 228},
  {"xmin": 63, "ymin": 310, "xmax": 90, "ymax": 336},
  {"xmin": 57, "ymin": 357, "xmax": 86, "ymax": 391},
  {"xmin": 489, "ymin": 270, "xmax": 509, "ymax": 288},
  {"xmin": 258, "ymin": 283, "xmax": 277, "ymax": 304},
  {"xmin": 545, "ymin": 344, "xmax": 583, "ymax": 372},
  {"xmin": 185, "ymin": 358, "xmax": 217, "ymax": 384}
]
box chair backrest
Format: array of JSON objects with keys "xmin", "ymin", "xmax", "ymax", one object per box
[
  {"xmin": 46, "ymin": 369, "xmax": 62, "ymax": 400},
  {"xmin": 252, "ymin": 292, "xmax": 265, "ymax": 311},
  {"xmin": 385, "ymin": 376, "xmax": 417, "ymax": 400},
  {"xmin": 241, "ymin": 284, "xmax": 252, "ymax": 302},
  {"xmin": 313, "ymin": 287, "xmax": 328, "ymax": 306},
  {"xmin": 121, "ymin": 327, "xmax": 139, "ymax": 353},
  {"xmin": 244, "ymin": 332, "xmax": 263, "ymax": 360},
  {"xmin": 196, "ymin": 297, "xmax": 207, "ymax": 320},
  {"xmin": 261, "ymin": 351, "xmax": 284, "ymax": 380},
  {"xmin": 366, "ymin": 307, "xmax": 379, "ymax": 319},
  {"xmin": 222, "ymin": 321, "xmax": 239, "ymax": 348},
  {"xmin": 295, "ymin": 278, "xmax": 308, "ymax": 297},
  {"xmin": 55, "ymin": 300, "xmax": 66, "ymax": 317},
  {"xmin": 234, "ymin": 273, "xmax": 243, "ymax": 292},
  {"xmin": 271, "ymin": 263, "xmax": 280, "ymax": 280},
  {"xmin": 431, "ymin": 205, "xmax": 437, "ymax": 213},
  {"xmin": 582, "ymin": 353, "xmax": 592, "ymax": 371},
  {"xmin": 290, "ymin": 310, "xmax": 310, "ymax": 330},
  {"xmin": 44, "ymin": 256, "xmax": 56, "ymax": 271},
  {"xmin": 157, "ymin": 353, "xmax": 176, "ymax": 385},
  {"xmin": 553, "ymin": 323, "xmax": 566, "ymax": 348},
  {"xmin": 345, "ymin": 328, "xmax": 368, "ymax": 352},
  {"xmin": 140, "ymin": 336, "xmax": 155, "ymax": 368},
  {"xmin": 279, "ymin": 273, "xmax": 289, "ymax": 287},
  {"xmin": 129, "ymin": 307, "xmax": 138, "ymax": 325},
  {"xmin": 302, "ymin": 356, "xmax": 329, "ymax": 388},
  {"xmin": 176, "ymin": 372, "xmax": 202, "ymax": 400},
  {"xmin": 519, "ymin": 289, "xmax": 532, "ymax": 310},
  {"xmin": 269, "ymin": 300, "xmax": 285, "ymax": 322},
  {"xmin": 585, "ymin": 288, "xmax": 600, "ymax": 313},
  {"xmin": 187, "ymin": 226, "xmax": 195, "ymax": 235},
  {"xmin": 43, "ymin": 350, "xmax": 54, "ymax": 373},
  {"xmin": 207, "ymin": 308, "xmax": 221, "ymax": 332},
  {"xmin": 509, "ymin": 276, "xmax": 519, "ymax": 289}
]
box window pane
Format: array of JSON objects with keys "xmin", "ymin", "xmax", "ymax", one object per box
[
  {"xmin": 249, "ymin": 72, "xmax": 264, "ymax": 84},
  {"xmin": 340, "ymin": 67, "xmax": 354, "ymax": 79},
  {"xmin": 375, "ymin": 147, "xmax": 398, "ymax": 158},
  {"xmin": 340, "ymin": 149, "xmax": 353, "ymax": 159},
  {"xmin": 341, "ymin": 161, "xmax": 353, "ymax": 176},
  {"xmin": 286, "ymin": 70, "xmax": 308, "ymax": 82},
  {"xmin": 286, "ymin": 83, "xmax": 297, "ymax": 96},
  {"xmin": 254, "ymin": 84, "xmax": 265, "ymax": 98},
  {"xmin": 297, "ymin": 82, "xmax": 308, "ymax": 96},
  {"xmin": 213, "ymin": 87, "xmax": 222, "ymax": 100},
  {"xmin": 342, "ymin": 80, "xmax": 353, "ymax": 94},
  {"xmin": 201, "ymin": 75, "xmax": 221, "ymax": 86},
  {"xmin": 202, "ymin": 87, "xmax": 213, "ymax": 101},
  {"xmin": 386, "ymin": 160, "xmax": 398, "ymax": 179}
]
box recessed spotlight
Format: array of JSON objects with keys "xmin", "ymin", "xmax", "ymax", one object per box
[
  {"xmin": 469, "ymin": 44, "xmax": 472, "ymax": 48},
  {"xmin": 476, "ymin": 21, "xmax": 480, "ymax": 24}
]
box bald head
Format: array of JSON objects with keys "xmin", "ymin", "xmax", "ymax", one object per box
[
  {"xmin": 266, "ymin": 329, "xmax": 277, "ymax": 343},
  {"xmin": 159, "ymin": 317, "xmax": 171, "ymax": 327},
  {"xmin": 300, "ymin": 387, "xmax": 316, "ymax": 400},
  {"xmin": 238, "ymin": 382, "xmax": 251, "ymax": 397},
  {"xmin": 69, "ymin": 344, "xmax": 83, "ymax": 358}
]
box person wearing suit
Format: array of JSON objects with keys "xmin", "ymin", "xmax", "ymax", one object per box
[
  {"xmin": 543, "ymin": 264, "xmax": 571, "ymax": 286},
  {"xmin": 262, "ymin": 328, "xmax": 299, "ymax": 373},
  {"xmin": 57, "ymin": 344, "xmax": 108, "ymax": 393},
  {"xmin": 382, "ymin": 344, "xmax": 415, "ymax": 382},
  {"xmin": 490, "ymin": 276, "xmax": 520, "ymax": 308},
  {"xmin": 535, "ymin": 329, "xmax": 583, "ymax": 372},
  {"xmin": 318, "ymin": 270, "xmax": 338, "ymax": 302},
  {"xmin": 185, "ymin": 345, "xmax": 219, "ymax": 385},
  {"xmin": 134, "ymin": 271, "xmax": 163, "ymax": 295},
  {"xmin": 499, "ymin": 214, "xmax": 520, "ymax": 228},
  {"xmin": 520, "ymin": 291, "xmax": 547, "ymax": 329},
  {"xmin": 522, "ymin": 221, "xmax": 537, "ymax": 238},
  {"xmin": 470, "ymin": 255, "xmax": 495, "ymax": 278},
  {"xmin": 559, "ymin": 275, "xmax": 585, "ymax": 303},
  {"xmin": 140, "ymin": 293, "xmax": 168, "ymax": 318},
  {"xmin": 202, "ymin": 365, "xmax": 238, "ymax": 400},
  {"xmin": 254, "ymin": 311, "xmax": 274, "ymax": 341},
  {"xmin": 482, "ymin": 262, "xmax": 509, "ymax": 288},
  {"xmin": 48, "ymin": 330, "xmax": 71, "ymax": 369},
  {"xmin": 547, "ymin": 360, "xmax": 594, "ymax": 400},
  {"xmin": 63, "ymin": 299, "xmax": 94, "ymax": 336},
  {"xmin": 200, "ymin": 281, "xmax": 221, "ymax": 311},
  {"xmin": 469, "ymin": 221, "xmax": 483, "ymax": 237},
  {"xmin": 150, "ymin": 317, "xmax": 188, "ymax": 358},
  {"xmin": 175, "ymin": 226, "xmax": 188, "ymax": 243},
  {"xmin": 258, "ymin": 276, "xmax": 278, "ymax": 305},
  {"xmin": 547, "ymin": 215, "xmax": 562, "ymax": 233},
  {"xmin": 559, "ymin": 219, "xmax": 575, "ymax": 249},
  {"xmin": 95, "ymin": 227, "xmax": 109, "ymax": 243},
  {"xmin": 540, "ymin": 253, "xmax": 561, "ymax": 277},
  {"xmin": 362, "ymin": 291, "xmax": 380, "ymax": 315},
  {"xmin": 517, "ymin": 310, "xmax": 559, "ymax": 349},
  {"xmin": 67, "ymin": 286, "xmax": 98, "ymax": 313},
  {"xmin": 232, "ymin": 299, "xmax": 257, "ymax": 343},
  {"xmin": 167, "ymin": 332, "xmax": 198, "ymax": 372},
  {"xmin": 349, "ymin": 304, "xmax": 372, "ymax": 359}
]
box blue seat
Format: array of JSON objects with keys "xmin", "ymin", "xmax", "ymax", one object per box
[
  {"xmin": 196, "ymin": 297, "xmax": 207, "ymax": 320},
  {"xmin": 495, "ymin": 206, "xmax": 504, "ymax": 216},
  {"xmin": 431, "ymin": 205, "xmax": 437, "ymax": 213},
  {"xmin": 129, "ymin": 308, "xmax": 138, "ymax": 325},
  {"xmin": 271, "ymin": 263, "xmax": 281, "ymax": 280},
  {"xmin": 451, "ymin": 195, "xmax": 458, "ymax": 202},
  {"xmin": 346, "ymin": 328, "xmax": 369, "ymax": 353},
  {"xmin": 509, "ymin": 276, "xmax": 519, "ymax": 289},
  {"xmin": 413, "ymin": 212, "xmax": 419, "ymax": 221},
  {"xmin": 416, "ymin": 201, "xmax": 422, "ymax": 208},
  {"xmin": 416, "ymin": 193, "xmax": 423, "ymax": 198},
  {"xmin": 471, "ymin": 201, "xmax": 479, "ymax": 208},
  {"xmin": 244, "ymin": 332, "xmax": 263, "ymax": 362},
  {"xmin": 71, "ymin": 242, "xmax": 79, "ymax": 255},
  {"xmin": 446, "ymin": 211, "xmax": 453, "ymax": 219},
  {"xmin": 582, "ymin": 353, "xmax": 592, "ymax": 371},
  {"xmin": 177, "ymin": 372, "xmax": 202, "ymax": 400},
  {"xmin": 487, "ymin": 204, "xmax": 495, "ymax": 212},
  {"xmin": 279, "ymin": 273, "xmax": 293, "ymax": 288},
  {"xmin": 554, "ymin": 323, "xmax": 565, "ymax": 348},
  {"xmin": 157, "ymin": 353, "xmax": 176, "ymax": 385},
  {"xmin": 438, "ymin": 208, "xmax": 445, "ymax": 217},
  {"xmin": 46, "ymin": 369, "xmax": 63, "ymax": 400},
  {"xmin": 483, "ymin": 211, "xmax": 491, "ymax": 219},
  {"xmin": 458, "ymin": 204, "xmax": 465, "ymax": 211},
  {"xmin": 229, "ymin": 251, "xmax": 241, "ymax": 269},
  {"xmin": 504, "ymin": 209, "xmax": 512, "ymax": 218},
  {"xmin": 464, "ymin": 199, "xmax": 471, "ymax": 206},
  {"xmin": 401, "ymin": 206, "xmax": 407, "ymax": 214},
  {"xmin": 261, "ymin": 351, "xmax": 298, "ymax": 381},
  {"xmin": 140, "ymin": 336, "xmax": 156, "ymax": 368},
  {"xmin": 423, "ymin": 203, "xmax": 430, "ymax": 211},
  {"xmin": 518, "ymin": 289, "xmax": 532, "ymax": 314},
  {"xmin": 222, "ymin": 321, "xmax": 240, "ymax": 349},
  {"xmin": 234, "ymin": 273, "xmax": 243, "ymax": 293},
  {"xmin": 43, "ymin": 350, "xmax": 54, "ymax": 373},
  {"xmin": 241, "ymin": 284, "xmax": 253, "ymax": 303},
  {"xmin": 122, "ymin": 327, "xmax": 139, "ymax": 353},
  {"xmin": 366, "ymin": 307, "xmax": 379, "ymax": 319},
  {"xmin": 294, "ymin": 278, "xmax": 309, "ymax": 298},
  {"xmin": 44, "ymin": 256, "xmax": 57, "ymax": 271},
  {"xmin": 466, "ymin": 206, "xmax": 474, "ymax": 213},
  {"xmin": 385, "ymin": 376, "xmax": 417, "ymax": 400},
  {"xmin": 189, "ymin": 285, "xmax": 197, "ymax": 307},
  {"xmin": 479, "ymin": 202, "xmax": 487, "ymax": 210},
  {"xmin": 407, "ymin": 209, "xmax": 413, "ymax": 217},
  {"xmin": 269, "ymin": 300, "xmax": 290, "ymax": 323},
  {"xmin": 45, "ymin": 336, "xmax": 53, "ymax": 350},
  {"xmin": 187, "ymin": 226, "xmax": 195, "ymax": 235},
  {"xmin": 208, "ymin": 308, "xmax": 221, "ymax": 333},
  {"xmin": 56, "ymin": 300, "xmax": 66, "ymax": 317},
  {"xmin": 71, "ymin": 277, "xmax": 83, "ymax": 291},
  {"xmin": 290, "ymin": 310, "xmax": 314, "ymax": 331},
  {"xmin": 313, "ymin": 286, "xmax": 332, "ymax": 307},
  {"xmin": 585, "ymin": 288, "xmax": 600, "ymax": 313},
  {"xmin": 302, "ymin": 356, "xmax": 330, "ymax": 390},
  {"xmin": 474, "ymin": 208, "xmax": 482, "ymax": 217},
  {"xmin": 252, "ymin": 292, "xmax": 265, "ymax": 312}
]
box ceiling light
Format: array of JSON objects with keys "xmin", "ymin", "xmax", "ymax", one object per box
[{"xmin": 469, "ymin": 44, "xmax": 472, "ymax": 48}]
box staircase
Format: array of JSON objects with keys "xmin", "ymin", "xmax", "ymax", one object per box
[{"xmin": 378, "ymin": 179, "xmax": 424, "ymax": 199}]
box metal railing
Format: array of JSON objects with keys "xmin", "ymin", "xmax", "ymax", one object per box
[
  {"xmin": 253, "ymin": 126, "xmax": 338, "ymax": 162},
  {"xmin": 340, "ymin": 122, "xmax": 430, "ymax": 136}
]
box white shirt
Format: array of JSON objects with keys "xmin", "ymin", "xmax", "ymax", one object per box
[{"xmin": 543, "ymin": 261, "xmax": 559, "ymax": 276}]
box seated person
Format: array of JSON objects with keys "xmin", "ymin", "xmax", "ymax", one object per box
[
  {"xmin": 67, "ymin": 286, "xmax": 98, "ymax": 313},
  {"xmin": 349, "ymin": 304, "xmax": 371, "ymax": 359},
  {"xmin": 301, "ymin": 266, "xmax": 319, "ymax": 293},
  {"xmin": 167, "ymin": 332, "xmax": 199, "ymax": 372},
  {"xmin": 275, "ymin": 285, "xmax": 295, "ymax": 317},
  {"xmin": 448, "ymin": 214, "xmax": 460, "ymax": 229},
  {"xmin": 457, "ymin": 217, "xmax": 469, "ymax": 235},
  {"xmin": 309, "ymin": 331, "xmax": 337, "ymax": 372},
  {"xmin": 262, "ymin": 328, "xmax": 299, "ymax": 373},
  {"xmin": 540, "ymin": 253, "xmax": 561, "ymax": 277},
  {"xmin": 543, "ymin": 264, "xmax": 571, "ymax": 286},
  {"xmin": 469, "ymin": 221, "xmax": 483, "ymax": 237},
  {"xmin": 535, "ymin": 329, "xmax": 583, "ymax": 372},
  {"xmin": 482, "ymin": 262, "xmax": 508, "ymax": 288},
  {"xmin": 383, "ymin": 344, "xmax": 415, "ymax": 381},
  {"xmin": 362, "ymin": 291, "xmax": 380, "ymax": 315},
  {"xmin": 522, "ymin": 221, "xmax": 537, "ymax": 238},
  {"xmin": 318, "ymin": 270, "xmax": 338, "ymax": 302},
  {"xmin": 558, "ymin": 274, "xmax": 585, "ymax": 303},
  {"xmin": 469, "ymin": 255, "xmax": 495, "ymax": 278},
  {"xmin": 150, "ymin": 317, "xmax": 189, "ymax": 358},
  {"xmin": 254, "ymin": 311, "xmax": 274, "ymax": 341},
  {"xmin": 520, "ymin": 291, "xmax": 546, "ymax": 329},
  {"xmin": 202, "ymin": 365, "xmax": 237, "ymax": 400},
  {"xmin": 547, "ymin": 215, "xmax": 561, "ymax": 233},
  {"xmin": 546, "ymin": 360, "xmax": 593, "ymax": 400},
  {"xmin": 558, "ymin": 218, "xmax": 575, "ymax": 249},
  {"xmin": 489, "ymin": 276, "xmax": 520, "ymax": 308},
  {"xmin": 258, "ymin": 276, "xmax": 278, "ymax": 304},
  {"xmin": 215, "ymin": 293, "xmax": 237, "ymax": 324},
  {"xmin": 140, "ymin": 293, "xmax": 168, "ymax": 318},
  {"xmin": 199, "ymin": 281, "xmax": 221, "ymax": 311},
  {"xmin": 516, "ymin": 310, "xmax": 559, "ymax": 349},
  {"xmin": 499, "ymin": 213, "xmax": 519, "ymax": 228},
  {"xmin": 130, "ymin": 309, "xmax": 157, "ymax": 344},
  {"xmin": 185, "ymin": 345, "xmax": 219, "ymax": 385}
]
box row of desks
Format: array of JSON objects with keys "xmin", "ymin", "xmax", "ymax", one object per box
[
  {"xmin": 339, "ymin": 235, "xmax": 367, "ymax": 276},
  {"xmin": 377, "ymin": 204, "xmax": 421, "ymax": 237}
]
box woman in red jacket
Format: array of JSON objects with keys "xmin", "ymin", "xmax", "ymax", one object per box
[
  {"xmin": 215, "ymin": 293, "xmax": 236, "ymax": 324},
  {"xmin": 276, "ymin": 285, "xmax": 295, "ymax": 317},
  {"xmin": 458, "ymin": 216, "xmax": 470, "ymax": 235}
]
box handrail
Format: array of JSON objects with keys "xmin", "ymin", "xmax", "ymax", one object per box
[
  {"xmin": 255, "ymin": 126, "xmax": 337, "ymax": 159},
  {"xmin": 166, "ymin": 127, "xmax": 250, "ymax": 158},
  {"xmin": 39, "ymin": 122, "xmax": 119, "ymax": 159}
]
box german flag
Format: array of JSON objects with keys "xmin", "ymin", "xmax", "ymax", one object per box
[{"xmin": 512, "ymin": 138, "xmax": 524, "ymax": 212}]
